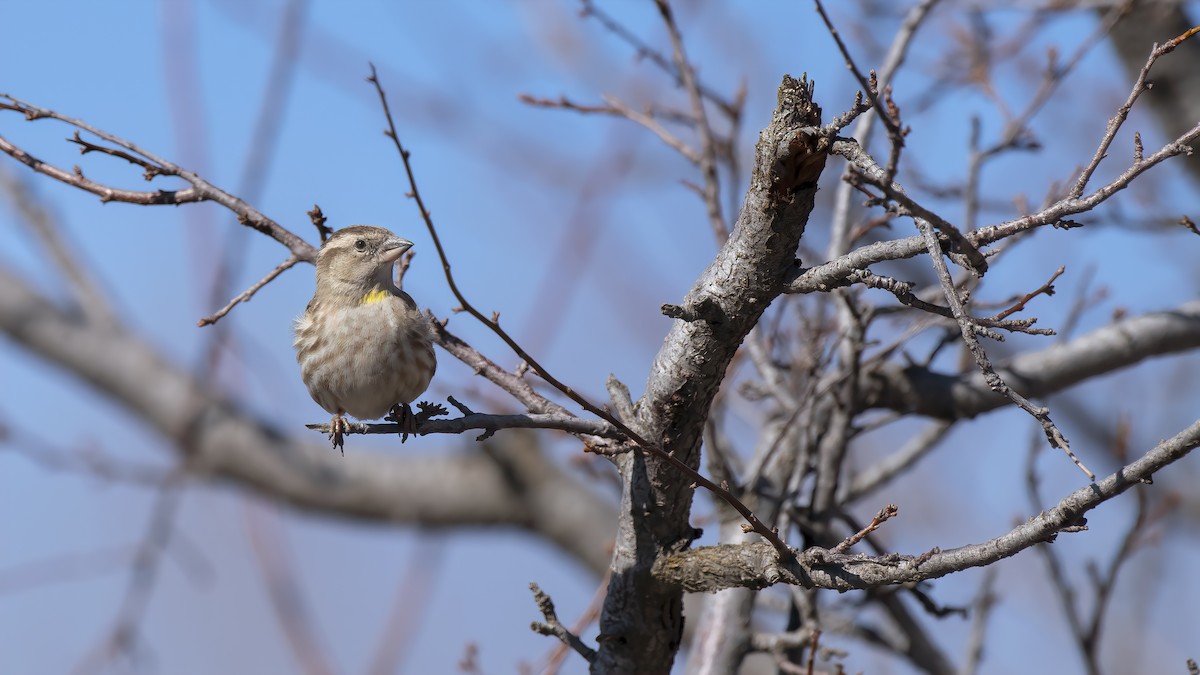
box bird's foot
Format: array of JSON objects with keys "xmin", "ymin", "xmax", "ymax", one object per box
[
  {"xmin": 328, "ymin": 414, "xmax": 349, "ymax": 455},
  {"xmin": 386, "ymin": 401, "xmax": 446, "ymax": 443},
  {"xmin": 386, "ymin": 403, "xmax": 417, "ymax": 443}
]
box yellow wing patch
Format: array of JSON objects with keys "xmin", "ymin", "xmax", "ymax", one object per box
[{"xmin": 360, "ymin": 288, "xmax": 391, "ymax": 305}]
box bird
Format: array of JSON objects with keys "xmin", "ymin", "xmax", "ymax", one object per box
[{"xmin": 293, "ymin": 225, "xmax": 436, "ymax": 452}]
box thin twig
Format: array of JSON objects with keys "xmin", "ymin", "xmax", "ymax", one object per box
[
  {"xmin": 204, "ymin": 0, "xmax": 310, "ymax": 333},
  {"xmin": 529, "ymin": 582, "xmax": 597, "ymax": 664},
  {"xmin": 907, "ymin": 176, "xmax": 1093, "ymax": 479},
  {"xmin": 430, "ymin": 320, "xmax": 572, "ymax": 417},
  {"xmin": 198, "ymin": 254, "xmax": 300, "ymax": 327},
  {"xmin": 831, "ymin": 504, "xmax": 898, "ymax": 554},
  {"xmin": 826, "ymin": 0, "xmax": 941, "ymax": 257},
  {"xmin": 964, "ymin": 4, "xmax": 1126, "ymax": 232},
  {"xmin": 993, "ymin": 265, "xmax": 1063, "ymax": 321},
  {"xmin": 0, "ymin": 94, "xmax": 316, "ymax": 262},
  {"xmin": 840, "ymin": 421, "xmax": 951, "ymax": 504},
  {"xmin": 577, "ymin": 0, "xmax": 738, "ymax": 119},
  {"xmin": 793, "ymin": 45, "xmax": 1200, "ymax": 298},
  {"xmin": 1070, "ymin": 24, "xmax": 1200, "ymax": 199},
  {"xmin": 603, "ymin": 95, "xmax": 703, "ymax": 164},
  {"xmin": 519, "ymin": 94, "xmax": 703, "ymax": 164},
  {"xmin": 811, "ymin": 0, "xmax": 904, "ymax": 140},
  {"xmin": 541, "ymin": 570, "xmax": 610, "ymax": 675},
  {"xmin": 655, "ymin": 0, "xmax": 727, "ymax": 244},
  {"xmin": 846, "ymin": 268, "xmax": 1052, "ymax": 335}
]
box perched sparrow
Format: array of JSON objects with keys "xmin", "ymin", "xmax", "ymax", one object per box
[{"xmin": 293, "ymin": 225, "xmax": 436, "ymax": 451}]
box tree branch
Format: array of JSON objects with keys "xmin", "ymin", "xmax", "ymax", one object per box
[
  {"xmin": 0, "ymin": 94, "xmax": 316, "ymax": 263},
  {"xmin": 654, "ymin": 416, "xmax": 1200, "ymax": 593},
  {"xmin": 861, "ymin": 300, "xmax": 1200, "ymax": 419},
  {"xmin": 593, "ymin": 74, "xmax": 829, "ymax": 673},
  {"xmin": 788, "ymin": 112, "xmax": 1200, "ymax": 295},
  {"xmin": 305, "ymin": 411, "xmax": 621, "ymax": 442}
]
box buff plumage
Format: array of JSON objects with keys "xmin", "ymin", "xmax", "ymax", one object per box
[{"xmin": 293, "ymin": 225, "xmax": 436, "ymax": 450}]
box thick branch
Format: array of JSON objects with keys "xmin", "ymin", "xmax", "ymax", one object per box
[
  {"xmin": 861, "ymin": 300, "xmax": 1200, "ymax": 419},
  {"xmin": 594, "ymin": 74, "xmax": 828, "ymax": 674}
]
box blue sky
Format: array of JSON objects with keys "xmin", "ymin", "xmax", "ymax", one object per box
[{"xmin": 2, "ymin": 1, "xmax": 1198, "ymax": 674}]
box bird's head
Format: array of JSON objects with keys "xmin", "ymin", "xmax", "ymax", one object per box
[{"xmin": 315, "ymin": 225, "xmax": 413, "ymax": 297}]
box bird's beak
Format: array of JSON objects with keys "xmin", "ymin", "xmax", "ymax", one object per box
[{"xmin": 379, "ymin": 237, "xmax": 414, "ymax": 264}]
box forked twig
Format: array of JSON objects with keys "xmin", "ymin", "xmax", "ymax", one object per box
[
  {"xmin": 529, "ymin": 582, "xmax": 597, "ymax": 664},
  {"xmin": 1071, "ymin": 24, "xmax": 1200, "ymax": 199}
]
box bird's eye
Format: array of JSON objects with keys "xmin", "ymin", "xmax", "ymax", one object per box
[{"xmin": 354, "ymin": 239, "xmax": 367, "ymax": 252}]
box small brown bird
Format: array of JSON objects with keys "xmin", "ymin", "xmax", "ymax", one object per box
[{"xmin": 293, "ymin": 225, "xmax": 436, "ymax": 451}]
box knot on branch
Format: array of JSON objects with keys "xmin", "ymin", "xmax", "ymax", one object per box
[{"xmin": 661, "ymin": 297, "xmax": 725, "ymax": 324}]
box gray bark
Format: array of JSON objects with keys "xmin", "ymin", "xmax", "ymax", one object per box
[{"xmin": 593, "ymin": 75, "xmax": 829, "ymax": 674}]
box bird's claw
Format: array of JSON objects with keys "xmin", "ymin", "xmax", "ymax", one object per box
[
  {"xmin": 329, "ymin": 414, "xmax": 348, "ymax": 455},
  {"xmin": 386, "ymin": 403, "xmax": 417, "ymax": 443}
]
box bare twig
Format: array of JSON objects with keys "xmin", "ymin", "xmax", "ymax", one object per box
[
  {"xmin": 307, "ymin": 203, "xmax": 332, "ymax": 242},
  {"xmin": 602, "ymin": 95, "xmax": 703, "ymax": 164},
  {"xmin": 963, "ymin": 5, "xmax": 1126, "ymax": 232},
  {"xmin": 1071, "ymin": 24, "xmax": 1200, "ymax": 199},
  {"xmin": 846, "ymin": 268, "xmax": 1052, "ymax": 336},
  {"xmin": 0, "ymin": 94, "xmax": 316, "ymax": 263},
  {"xmin": 835, "ymin": 136, "xmax": 987, "ymax": 274},
  {"xmin": 204, "ymin": 0, "xmax": 310, "ymax": 330},
  {"xmin": 519, "ymin": 94, "xmax": 703, "ymax": 164},
  {"xmin": 904, "ymin": 169, "xmax": 1092, "ymax": 479},
  {"xmin": 831, "ymin": 504, "xmax": 898, "ymax": 554},
  {"xmin": 654, "ymin": 0, "xmax": 727, "ymax": 244},
  {"xmin": 805, "ymin": 628, "xmax": 820, "ymax": 675},
  {"xmin": 827, "ymin": 0, "xmax": 941, "ymax": 257},
  {"xmin": 840, "ymin": 421, "xmax": 952, "ymax": 504},
  {"xmin": 992, "ymin": 265, "xmax": 1064, "ymax": 321},
  {"xmin": 198, "ymin": 254, "xmax": 301, "ymax": 327},
  {"xmin": 540, "ymin": 570, "xmax": 610, "ymax": 675},
  {"xmin": 577, "ymin": 0, "xmax": 738, "ymax": 119},
  {"xmin": 811, "ymin": 0, "xmax": 904, "ymax": 140},
  {"xmin": 1028, "ymin": 417, "xmax": 1175, "ymax": 675},
  {"xmin": 430, "ymin": 320, "xmax": 572, "ymax": 416},
  {"xmin": 529, "ymin": 582, "xmax": 597, "ymax": 664},
  {"xmin": 792, "ymin": 104, "xmax": 1200, "ymax": 296}
]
